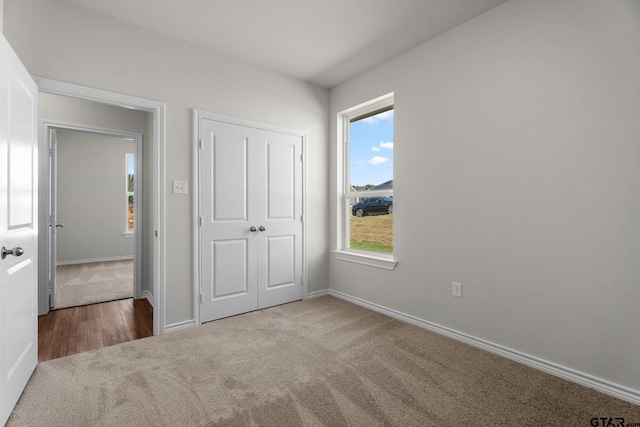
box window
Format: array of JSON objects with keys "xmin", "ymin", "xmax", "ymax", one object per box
[
  {"xmin": 126, "ymin": 153, "xmax": 135, "ymax": 233},
  {"xmin": 335, "ymin": 93, "xmax": 396, "ymax": 270}
]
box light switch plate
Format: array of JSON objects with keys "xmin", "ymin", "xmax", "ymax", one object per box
[
  {"xmin": 172, "ymin": 180, "xmax": 188, "ymax": 194},
  {"xmin": 453, "ymin": 282, "xmax": 462, "ymax": 298}
]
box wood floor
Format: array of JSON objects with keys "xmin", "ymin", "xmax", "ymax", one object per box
[{"xmin": 38, "ymin": 298, "xmax": 153, "ymax": 362}]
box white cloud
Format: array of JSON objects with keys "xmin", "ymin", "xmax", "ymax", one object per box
[
  {"xmin": 371, "ymin": 146, "xmax": 381, "ymax": 152},
  {"xmin": 368, "ymin": 156, "xmax": 388, "ymax": 165},
  {"xmin": 362, "ymin": 109, "xmax": 394, "ymax": 124},
  {"xmin": 379, "ymin": 141, "xmax": 393, "ymax": 150}
]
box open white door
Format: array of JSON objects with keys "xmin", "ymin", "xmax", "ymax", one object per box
[{"xmin": 0, "ymin": 34, "xmax": 39, "ymax": 425}]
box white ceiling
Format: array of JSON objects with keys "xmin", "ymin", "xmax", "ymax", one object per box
[{"xmin": 63, "ymin": 0, "xmax": 507, "ymax": 88}]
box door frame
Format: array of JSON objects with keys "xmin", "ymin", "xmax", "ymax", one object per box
[
  {"xmin": 35, "ymin": 78, "xmax": 167, "ymax": 336},
  {"xmin": 43, "ymin": 122, "xmax": 143, "ymax": 307},
  {"xmin": 192, "ymin": 110, "xmax": 308, "ymax": 326}
]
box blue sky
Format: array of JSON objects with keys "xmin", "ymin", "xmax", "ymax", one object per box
[
  {"xmin": 349, "ymin": 109, "xmax": 394, "ymax": 187},
  {"xmin": 127, "ymin": 155, "xmax": 135, "ymax": 175}
]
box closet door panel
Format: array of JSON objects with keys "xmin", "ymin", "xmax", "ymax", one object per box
[
  {"xmin": 200, "ymin": 120, "xmax": 258, "ymax": 322},
  {"xmin": 257, "ymin": 130, "xmax": 303, "ymax": 309},
  {"xmin": 266, "ymin": 235, "xmax": 295, "ymax": 288}
]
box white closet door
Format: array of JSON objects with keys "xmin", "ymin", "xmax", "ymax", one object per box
[
  {"xmin": 200, "ymin": 119, "xmax": 260, "ymax": 322},
  {"xmin": 257, "ymin": 129, "xmax": 303, "ymax": 309},
  {"xmin": 199, "ymin": 118, "xmax": 303, "ymax": 323}
]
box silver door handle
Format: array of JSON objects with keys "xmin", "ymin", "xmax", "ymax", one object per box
[
  {"xmin": 1, "ymin": 246, "xmax": 24, "ymax": 260},
  {"xmin": 56, "ymin": 223, "xmax": 64, "ymax": 228},
  {"xmin": 250, "ymin": 226, "xmax": 257, "ymax": 232},
  {"xmin": 259, "ymin": 226, "xmax": 266, "ymax": 232}
]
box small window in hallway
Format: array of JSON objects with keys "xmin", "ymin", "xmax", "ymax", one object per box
[{"xmin": 126, "ymin": 153, "xmax": 135, "ymax": 232}]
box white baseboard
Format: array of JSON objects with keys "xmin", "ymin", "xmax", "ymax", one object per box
[
  {"xmin": 328, "ymin": 290, "xmax": 640, "ymax": 406},
  {"xmin": 306, "ymin": 289, "xmax": 330, "ymax": 299},
  {"xmin": 165, "ymin": 319, "xmax": 195, "ymax": 333},
  {"xmin": 140, "ymin": 290, "xmax": 154, "ymax": 308},
  {"xmin": 56, "ymin": 256, "xmax": 133, "ymax": 266}
]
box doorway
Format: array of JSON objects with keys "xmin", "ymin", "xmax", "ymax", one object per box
[
  {"xmin": 36, "ymin": 79, "xmax": 166, "ymax": 336},
  {"xmin": 46, "ymin": 125, "xmax": 142, "ymax": 310}
]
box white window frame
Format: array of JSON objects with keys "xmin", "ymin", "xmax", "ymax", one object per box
[
  {"xmin": 333, "ymin": 93, "xmax": 397, "ymax": 270},
  {"xmin": 124, "ymin": 152, "xmax": 135, "ymax": 236}
]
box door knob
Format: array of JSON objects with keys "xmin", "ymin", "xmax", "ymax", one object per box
[
  {"xmin": 55, "ymin": 223, "xmax": 64, "ymax": 228},
  {"xmin": 259, "ymin": 226, "xmax": 266, "ymax": 232},
  {"xmin": 1, "ymin": 246, "xmax": 24, "ymax": 260},
  {"xmin": 249, "ymin": 226, "xmax": 257, "ymax": 232}
]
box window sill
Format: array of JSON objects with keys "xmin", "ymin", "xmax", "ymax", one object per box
[
  {"xmin": 332, "ymin": 250, "xmax": 397, "ymax": 271},
  {"xmin": 122, "ymin": 232, "xmax": 134, "ymax": 238}
]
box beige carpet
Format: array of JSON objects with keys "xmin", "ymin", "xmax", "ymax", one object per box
[
  {"xmin": 54, "ymin": 260, "xmax": 134, "ymax": 309},
  {"xmin": 9, "ymin": 296, "xmax": 638, "ymax": 426}
]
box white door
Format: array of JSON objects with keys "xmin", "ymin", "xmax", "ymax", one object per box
[
  {"xmin": 199, "ymin": 118, "xmax": 303, "ymax": 323},
  {"xmin": 257, "ymin": 129, "xmax": 303, "ymax": 309},
  {"xmin": 200, "ymin": 120, "xmax": 259, "ymax": 321},
  {"xmin": 0, "ymin": 35, "xmax": 39, "ymax": 425}
]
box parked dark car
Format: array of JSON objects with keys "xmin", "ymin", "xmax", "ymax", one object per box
[{"xmin": 352, "ymin": 196, "xmax": 393, "ymax": 217}]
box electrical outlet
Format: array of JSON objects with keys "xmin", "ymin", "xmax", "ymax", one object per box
[{"xmin": 452, "ymin": 282, "xmax": 462, "ymax": 298}]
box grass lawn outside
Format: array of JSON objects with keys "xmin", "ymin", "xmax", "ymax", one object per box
[{"xmin": 349, "ymin": 213, "xmax": 393, "ymax": 253}]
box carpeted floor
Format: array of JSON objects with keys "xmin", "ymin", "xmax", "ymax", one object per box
[
  {"xmin": 8, "ymin": 296, "xmax": 639, "ymax": 426},
  {"xmin": 54, "ymin": 260, "xmax": 134, "ymax": 309}
]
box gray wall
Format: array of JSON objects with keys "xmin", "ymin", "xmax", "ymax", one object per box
[
  {"xmin": 329, "ymin": 0, "xmax": 640, "ymax": 393},
  {"xmin": 55, "ymin": 130, "xmax": 134, "ymax": 263},
  {"xmin": 38, "ymin": 93, "xmax": 154, "ymax": 313},
  {"xmin": 4, "ymin": 0, "xmax": 330, "ymax": 327}
]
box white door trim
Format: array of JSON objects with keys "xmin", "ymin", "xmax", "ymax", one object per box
[
  {"xmin": 192, "ymin": 110, "xmax": 308, "ymax": 326},
  {"xmin": 35, "ymin": 78, "xmax": 167, "ymax": 336},
  {"xmin": 41, "ymin": 122, "xmax": 143, "ymax": 307}
]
